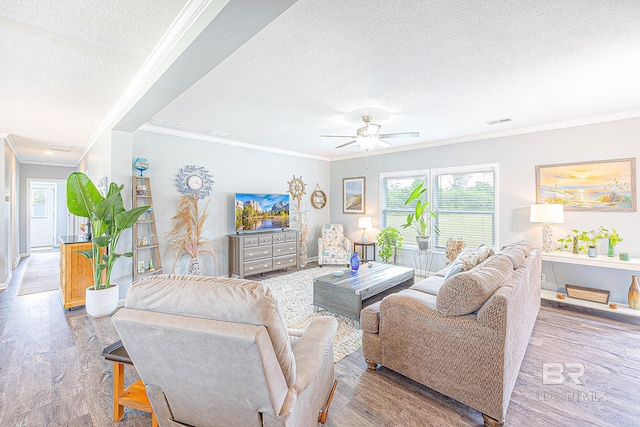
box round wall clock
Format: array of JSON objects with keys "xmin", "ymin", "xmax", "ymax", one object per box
[{"xmin": 175, "ymin": 165, "xmax": 214, "ymax": 199}]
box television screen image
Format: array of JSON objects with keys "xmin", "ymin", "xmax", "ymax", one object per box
[{"xmin": 235, "ymin": 193, "xmax": 290, "ymax": 232}]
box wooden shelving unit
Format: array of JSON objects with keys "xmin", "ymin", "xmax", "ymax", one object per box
[{"xmin": 132, "ymin": 176, "xmax": 163, "ymax": 281}]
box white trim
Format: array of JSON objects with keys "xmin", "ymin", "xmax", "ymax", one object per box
[
  {"xmin": 3, "ymin": 134, "xmax": 24, "ymax": 163},
  {"xmin": 79, "ymin": 0, "xmax": 221, "ymax": 165},
  {"xmin": 19, "ymin": 160, "xmax": 76, "ymax": 167},
  {"xmin": 0, "ymin": 271, "xmax": 12, "ymax": 290},
  {"xmin": 138, "ymin": 124, "xmax": 331, "ymax": 161},
  {"xmin": 330, "ymin": 109, "xmax": 640, "ymax": 161}
]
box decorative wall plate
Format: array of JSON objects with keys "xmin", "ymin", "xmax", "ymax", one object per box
[{"xmin": 175, "ymin": 165, "xmax": 214, "ymax": 199}]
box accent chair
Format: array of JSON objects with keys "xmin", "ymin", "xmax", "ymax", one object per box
[
  {"xmin": 317, "ymin": 224, "xmax": 351, "ymax": 266},
  {"xmin": 112, "ymin": 274, "xmax": 338, "ymax": 427}
]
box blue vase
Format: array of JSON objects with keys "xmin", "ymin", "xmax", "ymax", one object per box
[
  {"xmin": 587, "ymin": 246, "xmax": 598, "ymax": 258},
  {"xmin": 350, "ymin": 252, "xmax": 360, "ymax": 271}
]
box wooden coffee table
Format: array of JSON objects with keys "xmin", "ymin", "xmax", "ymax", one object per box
[{"xmin": 313, "ymin": 262, "xmax": 414, "ymax": 327}]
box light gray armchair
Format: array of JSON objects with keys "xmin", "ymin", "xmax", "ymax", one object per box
[{"xmin": 112, "ymin": 274, "xmax": 338, "ymax": 427}]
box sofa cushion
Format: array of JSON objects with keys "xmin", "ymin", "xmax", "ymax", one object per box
[
  {"xmin": 410, "ymin": 275, "xmax": 445, "ymax": 296},
  {"xmin": 499, "ymin": 241, "xmax": 532, "ymax": 268},
  {"xmin": 436, "ymin": 254, "xmax": 514, "ymax": 316},
  {"xmin": 474, "ymin": 244, "xmax": 495, "ymax": 263}
]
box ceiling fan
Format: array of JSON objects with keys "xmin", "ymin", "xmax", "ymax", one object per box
[{"xmin": 321, "ymin": 115, "xmax": 419, "ymax": 151}]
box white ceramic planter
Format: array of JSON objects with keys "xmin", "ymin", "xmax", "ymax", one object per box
[{"xmin": 85, "ymin": 284, "xmax": 119, "ymax": 318}]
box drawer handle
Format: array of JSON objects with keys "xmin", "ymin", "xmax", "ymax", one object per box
[
  {"xmin": 249, "ymin": 253, "xmax": 253, "ymax": 256},
  {"xmin": 276, "ymin": 262, "xmax": 281, "ymax": 265},
  {"xmin": 264, "ymin": 264, "xmax": 268, "ymax": 267}
]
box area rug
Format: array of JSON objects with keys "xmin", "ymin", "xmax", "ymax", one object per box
[
  {"xmin": 17, "ymin": 251, "xmax": 61, "ymax": 296},
  {"xmin": 261, "ymin": 266, "xmax": 362, "ymax": 363}
]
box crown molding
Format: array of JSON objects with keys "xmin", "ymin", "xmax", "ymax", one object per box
[
  {"xmin": 138, "ymin": 124, "xmax": 330, "ymax": 161},
  {"xmin": 20, "ymin": 159, "xmax": 77, "ymax": 168},
  {"xmin": 330, "ymin": 110, "xmax": 640, "ymax": 161},
  {"xmin": 79, "ymin": 0, "xmax": 221, "ymax": 166},
  {"xmin": 2, "ymin": 134, "xmax": 25, "ymax": 163}
]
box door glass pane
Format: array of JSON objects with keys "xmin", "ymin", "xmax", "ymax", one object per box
[{"xmin": 32, "ymin": 189, "xmax": 46, "ymax": 218}]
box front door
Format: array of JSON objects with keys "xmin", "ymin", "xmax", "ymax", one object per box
[{"xmin": 31, "ymin": 183, "xmax": 56, "ymax": 248}]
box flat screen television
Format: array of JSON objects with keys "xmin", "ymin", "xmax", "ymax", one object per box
[{"xmin": 235, "ymin": 193, "xmax": 290, "ymax": 232}]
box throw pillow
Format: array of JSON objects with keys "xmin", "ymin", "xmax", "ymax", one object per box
[
  {"xmin": 474, "ymin": 244, "xmax": 495, "ymax": 264},
  {"xmin": 443, "ymin": 248, "xmax": 479, "ymax": 280}
]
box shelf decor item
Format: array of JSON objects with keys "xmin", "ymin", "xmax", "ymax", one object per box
[
  {"xmin": 598, "ymin": 226, "xmax": 623, "ymax": 258},
  {"xmin": 587, "ymin": 245, "xmax": 598, "ymax": 258},
  {"xmin": 134, "ymin": 157, "xmax": 149, "ymax": 176},
  {"xmin": 565, "ymin": 284, "xmax": 610, "ymax": 304},
  {"xmin": 350, "ymin": 252, "xmax": 360, "ymax": 271},
  {"xmin": 629, "ymin": 275, "xmax": 640, "ymax": 310}
]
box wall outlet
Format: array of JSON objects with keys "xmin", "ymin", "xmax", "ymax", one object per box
[
  {"xmin": 541, "ymin": 274, "xmax": 546, "ymax": 283},
  {"xmin": 174, "ymin": 267, "xmax": 181, "ymax": 274}
]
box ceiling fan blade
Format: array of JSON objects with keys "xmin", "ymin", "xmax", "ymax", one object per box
[
  {"xmin": 320, "ymin": 135, "xmax": 357, "ymax": 138},
  {"xmin": 379, "ymin": 132, "xmax": 419, "ymax": 139},
  {"xmin": 335, "ymin": 140, "xmax": 357, "ymax": 149},
  {"xmin": 378, "ymin": 138, "xmax": 392, "ymax": 147}
]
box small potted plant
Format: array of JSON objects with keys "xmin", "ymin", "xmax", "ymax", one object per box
[
  {"xmin": 557, "ymin": 229, "xmax": 593, "ymax": 254},
  {"xmin": 67, "ymin": 172, "xmax": 149, "ymax": 317},
  {"xmin": 598, "ymin": 226, "xmax": 623, "ymax": 257},
  {"xmin": 401, "ymin": 183, "xmax": 439, "ymax": 250},
  {"xmin": 376, "ymin": 227, "xmax": 403, "ymax": 264}
]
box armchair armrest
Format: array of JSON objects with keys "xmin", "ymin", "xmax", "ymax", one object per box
[
  {"xmin": 341, "ymin": 237, "xmax": 351, "ymax": 252},
  {"xmin": 279, "ymin": 316, "xmax": 337, "ymax": 415}
]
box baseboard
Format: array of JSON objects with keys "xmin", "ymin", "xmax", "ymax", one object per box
[
  {"xmin": 0, "ymin": 271, "xmax": 13, "ymax": 290},
  {"xmin": 14, "ymin": 254, "xmax": 22, "ymax": 268}
]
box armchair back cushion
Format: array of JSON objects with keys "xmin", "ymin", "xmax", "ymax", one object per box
[{"xmin": 318, "ymin": 224, "xmax": 350, "ymax": 265}]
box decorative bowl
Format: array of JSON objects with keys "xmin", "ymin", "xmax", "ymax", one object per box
[{"xmin": 333, "ymin": 271, "xmax": 345, "ymax": 277}]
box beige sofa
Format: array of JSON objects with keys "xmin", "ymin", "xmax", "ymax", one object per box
[{"xmin": 361, "ymin": 241, "xmax": 541, "ymax": 427}]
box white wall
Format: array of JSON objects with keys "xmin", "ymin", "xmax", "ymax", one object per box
[
  {"xmin": 330, "ymin": 117, "xmax": 640, "ymax": 303},
  {"xmin": 133, "ymin": 130, "xmax": 331, "ymax": 280}
]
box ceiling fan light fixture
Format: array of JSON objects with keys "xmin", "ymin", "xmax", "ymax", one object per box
[{"xmin": 356, "ymin": 135, "xmax": 377, "ymax": 151}]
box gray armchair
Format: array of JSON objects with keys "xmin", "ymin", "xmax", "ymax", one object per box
[{"xmin": 112, "ymin": 274, "xmax": 338, "ymax": 427}]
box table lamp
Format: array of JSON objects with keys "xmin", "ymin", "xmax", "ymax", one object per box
[
  {"xmin": 358, "ymin": 216, "xmax": 372, "ymax": 243},
  {"xmin": 530, "ymin": 204, "xmax": 564, "ymax": 252}
]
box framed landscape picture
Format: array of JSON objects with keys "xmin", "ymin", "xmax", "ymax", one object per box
[
  {"xmin": 536, "ymin": 158, "xmax": 636, "ymax": 211},
  {"xmin": 343, "ymin": 177, "xmax": 365, "ymax": 214}
]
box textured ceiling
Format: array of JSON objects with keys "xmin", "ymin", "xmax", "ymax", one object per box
[
  {"xmin": 154, "ymin": 0, "xmax": 640, "ymax": 158},
  {"xmin": 0, "ymin": 0, "xmax": 188, "ymax": 165},
  {"xmin": 3, "ymin": 0, "xmax": 640, "ymax": 165}
]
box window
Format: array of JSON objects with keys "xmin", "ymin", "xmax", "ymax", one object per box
[
  {"xmin": 31, "ymin": 189, "xmax": 46, "ymax": 218},
  {"xmin": 380, "ymin": 171, "xmax": 429, "ymax": 246},
  {"xmin": 432, "ymin": 165, "xmax": 498, "ymax": 249},
  {"xmin": 380, "ymin": 165, "xmax": 498, "ymax": 251}
]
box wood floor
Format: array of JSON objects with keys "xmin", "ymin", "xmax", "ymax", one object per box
[{"xmin": 1, "ymin": 255, "xmax": 640, "ymax": 426}]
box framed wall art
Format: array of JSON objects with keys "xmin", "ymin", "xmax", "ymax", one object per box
[
  {"xmin": 536, "ymin": 157, "xmax": 636, "ymax": 212},
  {"xmin": 343, "ymin": 176, "xmax": 365, "ymax": 214}
]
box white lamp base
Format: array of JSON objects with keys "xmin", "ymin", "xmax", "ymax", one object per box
[
  {"xmin": 542, "ymin": 223, "xmax": 553, "ymax": 252},
  {"xmin": 361, "ymin": 230, "xmax": 368, "ymax": 243}
]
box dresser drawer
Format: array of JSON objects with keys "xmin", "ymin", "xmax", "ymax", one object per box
[
  {"xmin": 285, "ymin": 232, "xmax": 297, "ymax": 242},
  {"xmin": 273, "ymin": 254, "xmax": 297, "ymax": 269},
  {"xmin": 243, "ymin": 236, "xmax": 259, "ymax": 247},
  {"xmin": 244, "ymin": 259, "xmax": 273, "ymax": 276},
  {"xmin": 272, "ymin": 243, "xmax": 296, "ymax": 257},
  {"xmin": 244, "ymin": 246, "xmax": 272, "ymax": 261},
  {"xmin": 273, "ymin": 233, "xmax": 286, "ymax": 244},
  {"xmin": 258, "ymin": 235, "xmax": 273, "ymax": 245}
]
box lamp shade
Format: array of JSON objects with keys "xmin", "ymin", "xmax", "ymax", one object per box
[
  {"xmin": 356, "ymin": 136, "xmax": 378, "ymax": 151},
  {"xmin": 530, "ymin": 204, "xmax": 564, "ymax": 223},
  {"xmin": 358, "ymin": 216, "xmax": 372, "ymax": 229}
]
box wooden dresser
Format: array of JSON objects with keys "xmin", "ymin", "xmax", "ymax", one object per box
[
  {"xmin": 59, "ymin": 235, "xmax": 94, "ymax": 309},
  {"xmin": 228, "ymin": 231, "xmax": 299, "ymax": 279}
]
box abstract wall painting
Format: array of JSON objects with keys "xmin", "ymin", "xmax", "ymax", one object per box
[{"xmin": 536, "ymin": 158, "xmax": 636, "ymax": 211}]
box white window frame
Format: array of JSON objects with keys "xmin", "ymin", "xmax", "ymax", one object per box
[
  {"xmin": 430, "ymin": 163, "xmax": 499, "ymax": 251},
  {"xmin": 379, "ymin": 169, "xmax": 430, "ymax": 250}
]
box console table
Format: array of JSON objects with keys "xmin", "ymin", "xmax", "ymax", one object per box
[
  {"xmin": 541, "ymin": 252, "xmax": 640, "ymax": 318},
  {"xmin": 228, "ymin": 230, "xmax": 299, "ymax": 279}
]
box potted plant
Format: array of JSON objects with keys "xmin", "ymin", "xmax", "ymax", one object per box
[
  {"xmin": 165, "ymin": 194, "xmax": 217, "ymax": 275},
  {"xmin": 376, "ymin": 227, "xmax": 403, "ymax": 264},
  {"xmin": 401, "ymin": 183, "xmax": 439, "ymax": 250},
  {"xmin": 557, "ymin": 229, "xmax": 591, "ymax": 254},
  {"xmin": 598, "ymin": 226, "xmax": 623, "ymax": 257},
  {"xmin": 66, "ymin": 172, "xmax": 149, "ymax": 317}
]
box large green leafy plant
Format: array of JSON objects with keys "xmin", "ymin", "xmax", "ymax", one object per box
[
  {"xmin": 401, "ymin": 183, "xmax": 439, "ymax": 238},
  {"xmin": 66, "ymin": 172, "xmax": 149, "ymax": 290},
  {"xmin": 376, "ymin": 227, "xmax": 403, "ymax": 264}
]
